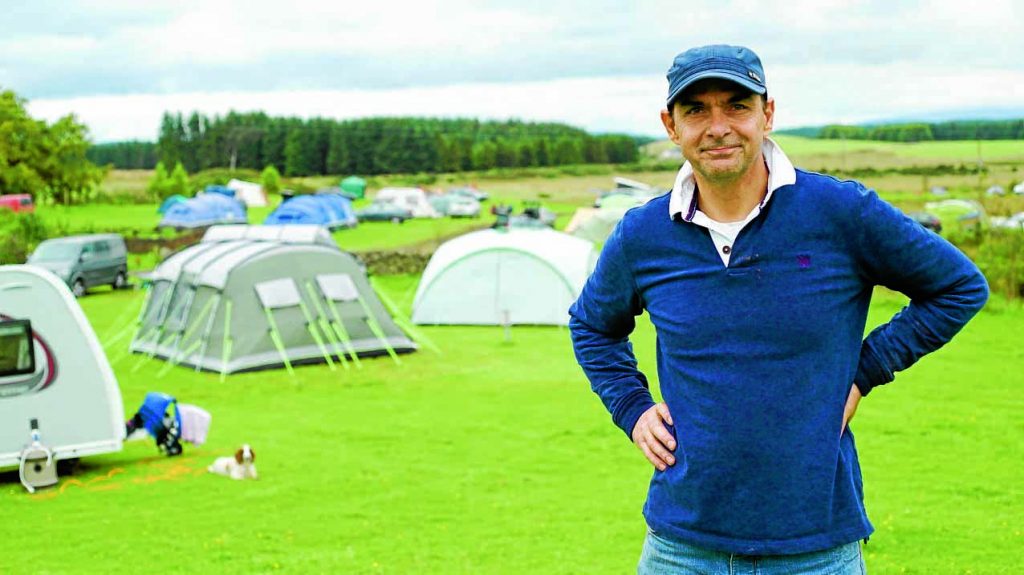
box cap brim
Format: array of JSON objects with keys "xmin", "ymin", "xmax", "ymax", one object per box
[{"xmin": 666, "ymin": 70, "xmax": 767, "ymax": 107}]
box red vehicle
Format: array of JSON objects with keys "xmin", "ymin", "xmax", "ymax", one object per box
[{"xmin": 0, "ymin": 194, "xmax": 35, "ymax": 213}]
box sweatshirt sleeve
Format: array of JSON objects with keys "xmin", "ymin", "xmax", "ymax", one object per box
[
  {"xmin": 853, "ymin": 186, "xmax": 989, "ymax": 396},
  {"xmin": 568, "ymin": 220, "xmax": 654, "ymax": 438}
]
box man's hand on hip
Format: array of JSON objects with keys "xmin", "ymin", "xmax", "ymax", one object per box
[
  {"xmin": 632, "ymin": 403, "xmax": 676, "ymax": 471},
  {"xmin": 842, "ymin": 384, "xmax": 862, "ymax": 435}
]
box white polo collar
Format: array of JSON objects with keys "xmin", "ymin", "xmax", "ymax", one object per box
[{"xmin": 668, "ymin": 137, "xmax": 796, "ymax": 222}]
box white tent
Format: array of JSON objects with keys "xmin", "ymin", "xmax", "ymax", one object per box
[
  {"xmin": 412, "ymin": 228, "xmax": 597, "ymax": 326},
  {"xmin": 227, "ymin": 178, "xmax": 268, "ymax": 207},
  {"xmin": 374, "ymin": 188, "xmax": 440, "ymax": 218},
  {"xmin": 0, "ymin": 265, "xmax": 123, "ymax": 468}
]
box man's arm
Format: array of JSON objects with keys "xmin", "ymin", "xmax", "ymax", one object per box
[
  {"xmin": 568, "ymin": 222, "xmax": 656, "ymax": 440},
  {"xmin": 852, "ymin": 186, "xmax": 989, "ymax": 396}
]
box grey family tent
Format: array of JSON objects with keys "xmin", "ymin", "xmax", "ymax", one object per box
[
  {"xmin": 0, "ymin": 265, "xmax": 124, "ymax": 469},
  {"xmin": 412, "ymin": 228, "xmax": 597, "ymax": 326},
  {"xmin": 130, "ymin": 225, "xmax": 415, "ymax": 375}
]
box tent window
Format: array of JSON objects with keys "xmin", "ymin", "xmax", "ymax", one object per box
[
  {"xmin": 0, "ymin": 319, "xmax": 35, "ymax": 377},
  {"xmin": 316, "ymin": 274, "xmax": 359, "ymax": 302},
  {"xmin": 254, "ymin": 278, "xmax": 303, "ymax": 309}
]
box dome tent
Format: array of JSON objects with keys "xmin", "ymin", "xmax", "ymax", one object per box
[
  {"xmin": 263, "ymin": 193, "xmax": 357, "ymax": 229},
  {"xmin": 157, "ymin": 194, "xmax": 188, "ymax": 214},
  {"xmin": 412, "ymin": 228, "xmax": 597, "ymax": 326},
  {"xmin": 566, "ymin": 206, "xmax": 631, "ymax": 245},
  {"xmin": 158, "ymin": 192, "xmax": 247, "ymax": 229},
  {"xmin": 130, "ymin": 225, "xmax": 415, "ymax": 376}
]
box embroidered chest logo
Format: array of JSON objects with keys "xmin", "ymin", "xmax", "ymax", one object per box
[{"xmin": 797, "ymin": 255, "xmax": 811, "ymax": 269}]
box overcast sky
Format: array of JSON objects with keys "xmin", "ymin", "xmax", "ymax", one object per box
[{"xmin": 4, "ymin": 0, "xmax": 1023, "ymax": 142}]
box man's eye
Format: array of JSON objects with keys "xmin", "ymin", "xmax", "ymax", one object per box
[
  {"xmin": 685, "ymin": 107, "xmax": 703, "ymax": 115},
  {"xmin": 732, "ymin": 103, "xmax": 748, "ymax": 110}
]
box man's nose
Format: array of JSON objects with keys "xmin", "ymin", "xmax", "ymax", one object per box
[{"xmin": 706, "ymin": 107, "xmax": 731, "ymax": 139}]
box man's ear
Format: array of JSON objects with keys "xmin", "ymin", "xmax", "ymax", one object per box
[
  {"xmin": 660, "ymin": 108, "xmax": 681, "ymax": 146},
  {"xmin": 763, "ymin": 97, "xmax": 775, "ymax": 133}
]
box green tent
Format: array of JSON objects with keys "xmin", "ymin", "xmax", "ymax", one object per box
[
  {"xmin": 130, "ymin": 225, "xmax": 414, "ymax": 375},
  {"xmin": 340, "ymin": 176, "xmax": 367, "ymax": 200}
]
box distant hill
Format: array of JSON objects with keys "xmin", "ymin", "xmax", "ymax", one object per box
[{"xmin": 778, "ymin": 111, "xmax": 1024, "ymax": 141}]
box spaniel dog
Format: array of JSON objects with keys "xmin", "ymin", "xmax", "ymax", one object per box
[{"xmin": 208, "ymin": 444, "xmax": 258, "ymax": 480}]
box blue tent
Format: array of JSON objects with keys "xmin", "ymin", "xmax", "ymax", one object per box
[
  {"xmin": 158, "ymin": 193, "xmax": 247, "ymax": 229},
  {"xmin": 157, "ymin": 194, "xmax": 188, "ymax": 214},
  {"xmin": 263, "ymin": 193, "xmax": 358, "ymax": 229},
  {"xmin": 203, "ymin": 185, "xmax": 236, "ymax": 197}
]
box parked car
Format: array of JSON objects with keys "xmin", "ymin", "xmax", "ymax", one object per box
[
  {"xmin": 355, "ymin": 202, "xmax": 414, "ymax": 224},
  {"xmin": 906, "ymin": 211, "xmax": 942, "ymax": 233},
  {"xmin": 0, "ymin": 194, "xmax": 35, "ymax": 213},
  {"xmin": 989, "ymin": 212, "xmax": 1024, "ymax": 231},
  {"xmin": 446, "ymin": 195, "xmax": 482, "ymax": 218},
  {"xmin": 430, "ymin": 194, "xmax": 481, "ymax": 218},
  {"xmin": 27, "ymin": 234, "xmax": 128, "ymax": 297}
]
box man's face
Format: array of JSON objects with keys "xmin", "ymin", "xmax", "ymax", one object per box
[{"xmin": 660, "ymin": 79, "xmax": 774, "ymax": 185}]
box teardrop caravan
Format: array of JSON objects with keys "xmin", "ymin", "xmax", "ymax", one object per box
[{"xmin": 0, "ymin": 265, "xmax": 124, "ymax": 469}]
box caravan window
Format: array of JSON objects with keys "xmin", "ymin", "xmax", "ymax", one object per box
[{"xmin": 0, "ymin": 319, "xmax": 35, "ymax": 377}]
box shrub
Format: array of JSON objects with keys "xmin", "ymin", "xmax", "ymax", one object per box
[{"xmin": 0, "ymin": 212, "xmax": 66, "ymax": 264}]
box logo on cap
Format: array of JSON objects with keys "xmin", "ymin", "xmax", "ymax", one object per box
[{"xmin": 747, "ymin": 70, "xmax": 762, "ymax": 83}]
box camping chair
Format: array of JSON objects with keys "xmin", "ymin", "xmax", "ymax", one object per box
[
  {"xmin": 253, "ymin": 277, "xmax": 337, "ymax": 375},
  {"xmin": 315, "ymin": 273, "xmax": 401, "ymax": 365}
]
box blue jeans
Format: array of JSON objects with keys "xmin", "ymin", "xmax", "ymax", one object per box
[{"xmin": 638, "ymin": 528, "xmax": 867, "ymax": 575}]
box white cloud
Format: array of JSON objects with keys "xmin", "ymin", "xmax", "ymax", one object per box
[
  {"xmin": 10, "ymin": 0, "xmax": 1024, "ymax": 139},
  {"xmin": 25, "ymin": 76, "xmax": 668, "ymax": 142}
]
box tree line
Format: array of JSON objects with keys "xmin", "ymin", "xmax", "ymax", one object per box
[
  {"xmin": 818, "ymin": 119, "xmax": 1024, "ymax": 142},
  {"xmin": 86, "ymin": 140, "xmax": 159, "ymax": 169},
  {"xmin": 100, "ymin": 112, "xmax": 637, "ymax": 175}
]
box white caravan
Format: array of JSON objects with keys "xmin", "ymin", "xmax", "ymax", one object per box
[
  {"xmin": 0, "ymin": 265, "xmax": 124, "ymax": 470},
  {"xmin": 374, "ymin": 187, "xmax": 441, "ymax": 219}
]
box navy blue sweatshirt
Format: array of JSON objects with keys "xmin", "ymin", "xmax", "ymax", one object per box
[{"xmin": 568, "ymin": 169, "xmax": 988, "ymax": 555}]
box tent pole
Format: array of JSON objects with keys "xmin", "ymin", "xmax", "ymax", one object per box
[
  {"xmin": 195, "ymin": 293, "xmax": 222, "ymax": 373},
  {"xmin": 369, "ymin": 277, "xmax": 441, "ymax": 354},
  {"xmin": 304, "ymin": 282, "xmax": 349, "ymax": 370},
  {"xmin": 167, "ymin": 293, "xmax": 215, "ymax": 368},
  {"xmin": 163, "ymin": 288, "xmax": 199, "ymax": 364},
  {"xmin": 321, "ymin": 292, "xmax": 363, "ymax": 369},
  {"xmin": 262, "ymin": 306, "xmax": 295, "ymax": 376},
  {"xmin": 297, "ymin": 299, "xmax": 336, "ymax": 371},
  {"xmin": 355, "ymin": 294, "xmax": 401, "ymax": 365},
  {"xmin": 220, "ymin": 300, "xmax": 233, "ymax": 382},
  {"xmin": 128, "ymin": 284, "xmax": 154, "ymax": 347}
]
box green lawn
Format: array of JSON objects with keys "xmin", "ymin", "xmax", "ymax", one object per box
[{"xmin": 1, "ymin": 281, "xmax": 1020, "ymax": 574}]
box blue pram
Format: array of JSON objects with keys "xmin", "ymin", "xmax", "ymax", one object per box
[{"xmin": 125, "ymin": 392, "xmax": 183, "ymax": 456}]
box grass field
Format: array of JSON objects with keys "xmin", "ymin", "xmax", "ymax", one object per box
[
  {"xmin": 645, "ymin": 136, "xmax": 1024, "ymax": 166},
  {"xmin": 3, "ymin": 138, "xmax": 1021, "ymax": 572},
  {"xmin": 0, "ymin": 281, "xmax": 1020, "ymax": 574}
]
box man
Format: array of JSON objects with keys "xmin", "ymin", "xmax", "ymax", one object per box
[{"xmin": 568, "ymin": 45, "xmax": 988, "ymax": 574}]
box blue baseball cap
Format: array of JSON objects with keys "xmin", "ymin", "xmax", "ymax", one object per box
[{"xmin": 666, "ymin": 44, "xmax": 767, "ymax": 108}]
